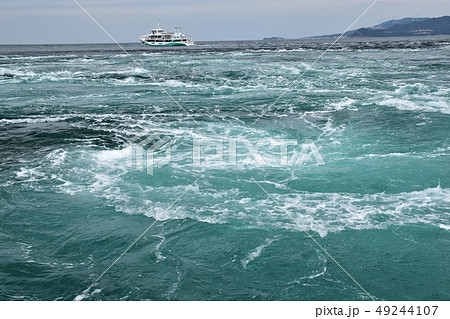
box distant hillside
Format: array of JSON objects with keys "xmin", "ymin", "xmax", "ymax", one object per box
[
  {"xmin": 313, "ymin": 16, "xmax": 450, "ymax": 38},
  {"xmin": 371, "ymin": 17, "xmax": 430, "ymax": 30},
  {"xmin": 351, "ymin": 16, "xmax": 450, "ymax": 37}
]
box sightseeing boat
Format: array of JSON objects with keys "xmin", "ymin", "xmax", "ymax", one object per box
[{"xmin": 139, "ymin": 24, "xmax": 194, "ymax": 46}]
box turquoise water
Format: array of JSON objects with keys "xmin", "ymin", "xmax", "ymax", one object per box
[{"xmin": 0, "ymin": 39, "xmax": 449, "ymax": 300}]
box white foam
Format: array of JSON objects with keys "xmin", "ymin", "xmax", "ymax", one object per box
[
  {"xmin": 263, "ymin": 185, "xmax": 450, "ymax": 236},
  {"xmin": 16, "ymin": 167, "xmax": 45, "ymax": 181},
  {"xmin": 280, "ymin": 65, "xmax": 303, "ymax": 75},
  {"xmin": 46, "ymin": 149, "xmax": 67, "ymax": 167},
  {"xmin": 379, "ymin": 97, "xmax": 450, "ymax": 115},
  {"xmin": 241, "ymin": 238, "xmax": 275, "ymax": 268},
  {"xmin": 96, "ymin": 146, "xmax": 131, "ymax": 162},
  {"xmin": 153, "ymin": 235, "xmax": 167, "ymax": 262},
  {"xmin": 330, "ymin": 97, "xmax": 357, "ymax": 110},
  {"xmin": 74, "ymin": 288, "xmax": 101, "ymax": 301},
  {"xmin": 0, "ymin": 116, "xmax": 70, "ymax": 125}
]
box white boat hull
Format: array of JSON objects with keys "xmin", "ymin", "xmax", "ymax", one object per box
[{"xmin": 140, "ymin": 39, "xmax": 194, "ymax": 47}]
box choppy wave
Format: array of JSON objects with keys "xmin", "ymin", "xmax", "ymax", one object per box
[
  {"xmin": 10, "ymin": 142, "xmax": 449, "ymax": 238},
  {"xmin": 241, "ymin": 238, "xmax": 276, "ymax": 268}
]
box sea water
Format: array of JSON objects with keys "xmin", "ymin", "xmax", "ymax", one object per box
[{"xmin": 0, "ymin": 38, "xmax": 449, "ymax": 300}]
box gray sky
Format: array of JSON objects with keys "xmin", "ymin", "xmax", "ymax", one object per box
[{"xmin": 1, "ymin": 0, "xmax": 449, "ymax": 44}]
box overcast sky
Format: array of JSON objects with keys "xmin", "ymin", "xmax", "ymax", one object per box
[{"xmin": 1, "ymin": 0, "xmax": 449, "ymax": 44}]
